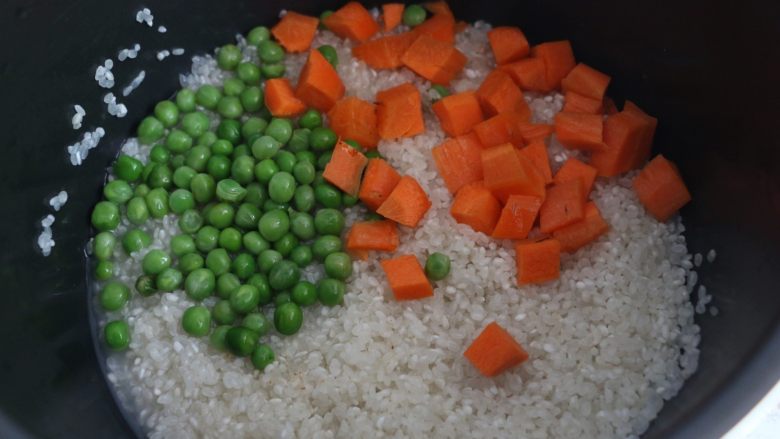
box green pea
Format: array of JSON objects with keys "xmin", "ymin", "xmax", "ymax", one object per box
[
  {"xmin": 214, "ymin": 180, "xmax": 246, "ymax": 204},
  {"xmin": 319, "ymin": 10, "xmax": 334, "ymax": 28},
  {"xmin": 309, "ymin": 127, "xmax": 337, "ymax": 151},
  {"xmin": 263, "ymin": 118, "xmax": 292, "ymax": 143},
  {"xmin": 168, "ymin": 189, "xmax": 195, "ymax": 214},
  {"xmin": 289, "ymin": 245, "xmax": 313, "ymax": 268},
  {"xmin": 210, "ymin": 325, "xmax": 231, "ymax": 351},
  {"xmin": 104, "ymin": 320, "xmax": 131, "ymax": 351},
  {"xmin": 231, "ymin": 155, "xmax": 255, "ymax": 184},
  {"xmin": 146, "ymin": 164, "xmax": 172, "ymax": 190},
  {"xmin": 217, "ymin": 272, "xmax": 241, "ymax": 299},
  {"xmin": 206, "ymin": 248, "xmax": 231, "ymax": 276},
  {"xmin": 342, "ymin": 194, "xmax": 358, "ymax": 207},
  {"xmin": 207, "ymin": 155, "xmax": 231, "ymax": 180},
  {"xmin": 257, "ymin": 249, "xmax": 283, "ymax": 273},
  {"xmin": 344, "ymin": 139, "xmax": 362, "ymax": 152},
  {"xmin": 241, "ymin": 312, "xmax": 270, "ymax": 336},
  {"xmin": 211, "ymin": 139, "xmax": 234, "ymax": 156},
  {"xmin": 258, "ymin": 40, "xmax": 284, "ymax": 63},
  {"xmin": 234, "ymin": 203, "xmax": 261, "ymax": 230},
  {"xmin": 274, "ymin": 151, "xmax": 297, "ymax": 173},
  {"xmin": 312, "ymin": 235, "xmax": 342, "ymax": 260},
  {"xmin": 216, "ymin": 228, "xmax": 240, "ymax": 253},
  {"xmin": 171, "ymin": 234, "xmax": 196, "ymax": 256},
  {"xmin": 206, "ymin": 203, "xmax": 234, "ymax": 229},
  {"xmin": 185, "ymin": 145, "xmax": 211, "ymax": 172},
  {"xmin": 245, "ymin": 183, "xmax": 267, "ymax": 207},
  {"xmin": 289, "ymin": 213, "xmax": 314, "ymax": 241},
  {"xmin": 293, "ymin": 185, "xmax": 315, "ymax": 212},
  {"xmin": 232, "ymin": 253, "xmax": 257, "ymax": 279},
  {"xmin": 258, "ymin": 209, "xmax": 290, "ymax": 242},
  {"xmin": 263, "ymin": 199, "xmax": 289, "ymax": 212},
  {"xmin": 242, "ymin": 231, "xmax": 270, "ymax": 255},
  {"xmin": 287, "ymin": 129, "xmax": 311, "ymax": 154},
  {"xmin": 430, "ymin": 84, "xmax": 451, "ymax": 100},
  {"xmin": 153, "ymin": 100, "xmax": 179, "ymax": 127},
  {"xmin": 137, "ymin": 116, "xmax": 165, "ymax": 145},
  {"xmin": 236, "ymin": 62, "xmax": 260, "ymax": 85},
  {"xmin": 317, "ymin": 278, "xmax": 345, "ymax": 306},
  {"xmin": 217, "ymin": 96, "xmax": 244, "ymax": 119},
  {"xmin": 182, "ymin": 305, "xmax": 211, "ymax": 337},
  {"xmin": 251, "ymin": 344, "xmax": 275, "ymax": 370},
  {"xmin": 178, "ymin": 253, "xmax": 204, "ymax": 274},
  {"xmin": 113, "ymin": 155, "xmax": 144, "ymax": 182},
  {"xmin": 217, "ymin": 43, "xmax": 242, "ymax": 70},
  {"xmin": 230, "ymin": 284, "xmax": 260, "ymax": 314},
  {"xmin": 150, "ymin": 144, "xmax": 170, "ymax": 164},
  {"xmin": 247, "ymin": 26, "xmax": 270, "ymax": 45},
  {"xmin": 291, "ymin": 160, "xmax": 315, "ymax": 185},
  {"xmin": 247, "ymin": 273, "xmax": 272, "ymax": 305},
  {"xmin": 95, "ymin": 260, "xmax": 114, "ymax": 280},
  {"xmin": 135, "ymin": 275, "xmax": 157, "ymax": 296},
  {"xmin": 212, "ymin": 300, "xmax": 237, "ymax": 325},
  {"xmin": 176, "ymin": 88, "xmax": 197, "ymax": 112},
  {"xmin": 425, "ymin": 252, "xmax": 451, "ymax": 281},
  {"xmin": 314, "ymin": 208, "xmax": 345, "ymax": 235},
  {"xmin": 324, "ymin": 252, "xmax": 353, "ymax": 280},
  {"xmin": 313, "ymin": 172, "xmax": 325, "ymax": 187},
  {"xmin": 223, "ymin": 77, "xmax": 246, "ymax": 97},
  {"xmin": 291, "ymin": 281, "xmax": 317, "ymax": 306},
  {"xmin": 232, "ymin": 143, "xmax": 250, "ymax": 160},
  {"xmin": 144, "ymin": 188, "xmax": 169, "ymax": 219},
  {"xmin": 184, "ymin": 268, "xmax": 215, "ymax": 301},
  {"xmin": 260, "ymin": 62, "xmax": 286, "ymax": 78},
  {"xmin": 199, "ymin": 131, "xmax": 218, "ymax": 147},
  {"xmin": 165, "ymin": 129, "xmax": 193, "ymax": 154},
  {"xmin": 273, "ymin": 233, "xmax": 299, "ymax": 257},
  {"xmin": 268, "ymin": 260, "xmax": 300, "ymax": 291},
  {"xmin": 178, "ymin": 209, "xmax": 203, "ymax": 234},
  {"xmin": 100, "ymin": 281, "xmax": 129, "ymax": 311},
  {"xmin": 317, "ymin": 45, "xmax": 338, "ymax": 67},
  {"xmin": 142, "ymin": 249, "xmax": 171, "ymax": 275},
  {"xmin": 296, "ymin": 150, "xmax": 316, "ymax": 167},
  {"xmin": 196, "ymin": 84, "xmax": 222, "ymax": 109},
  {"xmin": 403, "ymin": 4, "xmax": 427, "ymax": 26},
  {"xmin": 182, "ymin": 112, "xmax": 210, "ymax": 138},
  {"xmin": 316, "ymin": 151, "xmax": 333, "ymax": 170},
  {"xmin": 226, "ymin": 326, "xmax": 259, "ymax": 356},
  {"xmin": 298, "ymin": 110, "xmax": 321, "ymax": 130},
  {"xmin": 254, "ymin": 159, "xmax": 279, "ymax": 184},
  {"xmin": 274, "ymin": 302, "xmax": 302, "ymax": 335},
  {"xmin": 365, "ymin": 150, "xmax": 382, "ymax": 159},
  {"xmin": 91, "ymin": 201, "xmax": 120, "ymax": 231},
  {"xmin": 196, "ymin": 226, "xmax": 220, "ymax": 252},
  {"xmin": 122, "ymin": 229, "xmax": 151, "ymax": 254},
  {"xmin": 268, "ymin": 172, "xmax": 296, "ymax": 203},
  {"xmin": 173, "ymin": 166, "xmax": 197, "ymax": 189},
  {"xmin": 134, "ymin": 183, "xmax": 151, "ymax": 197},
  {"xmin": 94, "ymin": 231, "xmax": 116, "ymax": 261},
  {"xmin": 156, "ymin": 267, "xmax": 183, "ymax": 291},
  {"xmin": 190, "ymin": 173, "xmax": 216, "ymax": 203},
  {"xmin": 251, "ymin": 135, "xmax": 282, "ymax": 160},
  {"xmin": 314, "ymin": 183, "xmax": 341, "ymax": 208},
  {"xmin": 240, "ymin": 86, "xmax": 264, "ymax": 112},
  {"xmin": 241, "ymin": 117, "xmax": 266, "ymax": 140}
]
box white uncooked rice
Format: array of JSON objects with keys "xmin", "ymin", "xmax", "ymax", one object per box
[
  {"xmin": 104, "ymin": 92, "xmax": 128, "ymax": 118},
  {"xmin": 49, "ymin": 190, "xmax": 68, "ymax": 211},
  {"xmin": 103, "ymin": 23, "xmax": 703, "ymax": 439},
  {"xmin": 38, "ymin": 214, "xmax": 55, "ymax": 256},
  {"xmin": 118, "ymin": 44, "xmax": 141, "ymax": 61},
  {"xmin": 156, "ymin": 50, "xmax": 171, "ymax": 61},
  {"xmin": 136, "ymin": 8, "xmax": 154, "ymax": 27},
  {"xmin": 95, "ymin": 58, "xmax": 115, "ymax": 88},
  {"xmin": 71, "ymin": 104, "xmax": 85, "ymax": 129},
  {"xmin": 158, "ymin": 25, "xmax": 167, "ymax": 33},
  {"xmin": 707, "ymin": 249, "xmax": 717, "ymax": 263},
  {"xmin": 122, "ymin": 70, "xmax": 147, "ymax": 97},
  {"xmin": 171, "ymin": 48, "xmax": 185, "ymax": 56},
  {"xmin": 67, "ymin": 126, "xmax": 105, "ymax": 165}
]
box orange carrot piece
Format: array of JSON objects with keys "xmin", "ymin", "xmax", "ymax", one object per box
[
  {"xmin": 488, "ymin": 27, "xmax": 530, "ymax": 65},
  {"xmin": 346, "ymin": 220, "xmax": 400, "ymax": 252},
  {"xmin": 432, "ymin": 91, "xmax": 484, "ymax": 137},
  {"xmin": 481, "ymin": 143, "xmax": 546, "ymax": 202},
  {"xmin": 322, "ymin": 1, "xmax": 380, "ymax": 42},
  {"xmin": 554, "ymin": 112, "xmax": 605, "ymax": 151},
  {"xmin": 517, "ymin": 123, "xmax": 554, "ymax": 144},
  {"xmin": 517, "ymin": 141, "xmax": 553, "ymax": 184},
  {"xmin": 322, "ymin": 140, "xmax": 369, "ymax": 197},
  {"xmin": 432, "ymin": 137, "xmax": 483, "ymax": 194},
  {"xmin": 271, "ymin": 11, "xmax": 319, "ymax": 53},
  {"xmin": 424, "ymin": 1, "xmax": 454, "ymax": 17},
  {"xmin": 358, "ymin": 158, "xmax": 402, "ymax": 210},
  {"xmin": 352, "ymin": 32, "xmax": 417, "ymax": 70},
  {"xmin": 295, "ymin": 49, "xmax": 345, "ymax": 112},
  {"xmin": 456, "ymin": 131, "xmax": 485, "ymax": 150},
  {"xmin": 552, "ymin": 202, "xmax": 609, "ymax": 253},
  {"xmin": 413, "ymin": 12, "xmax": 455, "ymax": 44},
  {"xmin": 450, "ymin": 182, "xmax": 502, "ymax": 235},
  {"xmin": 553, "ymin": 157, "xmax": 598, "ymax": 196},
  {"xmin": 502, "ymin": 58, "xmax": 548, "ymax": 92},
  {"xmin": 455, "ymin": 20, "xmax": 468, "ymax": 33},
  {"xmin": 472, "ymin": 114, "xmax": 522, "ymax": 149},
  {"xmin": 376, "ymin": 82, "xmax": 424, "ymax": 140},
  {"xmin": 633, "ymin": 155, "xmax": 691, "ymax": 222},
  {"xmin": 376, "ymin": 176, "xmax": 432, "ymax": 227},
  {"xmin": 382, "ymin": 3, "xmax": 404, "ymax": 31},
  {"xmin": 515, "ymin": 238, "xmax": 561, "ymax": 284},
  {"xmin": 401, "ymin": 34, "xmax": 467, "ymax": 85},
  {"xmin": 349, "ymin": 249, "xmax": 370, "ymax": 261},
  {"xmin": 561, "ymin": 63, "xmax": 611, "ymax": 101},
  {"xmin": 623, "ymin": 100, "xmax": 658, "ymax": 169},
  {"xmin": 539, "ymin": 179, "xmax": 586, "ymax": 233},
  {"xmin": 603, "ymin": 96, "xmax": 619, "ymax": 115},
  {"xmin": 590, "ymin": 109, "xmax": 652, "ymax": 177},
  {"xmin": 476, "ymin": 69, "xmax": 531, "ymax": 118},
  {"xmin": 491, "ymin": 195, "xmax": 543, "ymax": 239},
  {"xmin": 562, "ymin": 91, "xmax": 604, "ymax": 115},
  {"xmin": 327, "ymin": 97, "xmax": 379, "ymax": 149},
  {"xmin": 381, "ymin": 254, "xmax": 434, "ymax": 300},
  {"xmin": 264, "ymin": 78, "xmax": 306, "ymax": 117},
  {"xmin": 464, "ymin": 322, "xmax": 529, "ymax": 377},
  {"xmin": 531, "ymin": 40, "xmax": 576, "ymax": 91}
]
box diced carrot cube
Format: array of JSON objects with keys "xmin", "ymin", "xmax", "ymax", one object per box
[
  {"xmin": 464, "ymin": 322, "xmax": 529, "ymax": 377},
  {"xmin": 381, "ymin": 254, "xmax": 434, "ymax": 300},
  {"xmin": 476, "ymin": 69, "xmax": 531, "ymax": 118},
  {"xmin": 515, "ymin": 239, "xmax": 561, "ymax": 284},
  {"xmin": 539, "ymin": 179, "xmax": 586, "ymax": 233},
  {"xmin": 295, "ymin": 49, "xmax": 345, "ymax": 112},
  {"xmin": 376, "ymin": 176, "xmax": 432, "ymax": 227},
  {"xmin": 561, "ymin": 63, "xmax": 611, "ymax": 101},
  {"xmin": 327, "ymin": 97, "xmax": 379, "ymax": 149},
  {"xmin": 352, "ymin": 32, "xmax": 417, "ymax": 70},
  {"xmin": 488, "ymin": 26, "xmax": 530, "ymax": 65},
  {"xmin": 554, "ymin": 112, "xmax": 605, "ymax": 151},
  {"xmin": 382, "ymin": 3, "xmax": 404, "ymax": 31},
  {"xmin": 322, "ymin": 140, "xmax": 369, "ymax": 197},
  {"xmin": 553, "ymin": 157, "xmax": 598, "ymax": 196},
  {"xmin": 401, "ymin": 34, "xmax": 467, "ymax": 85},
  {"xmin": 531, "ymin": 40, "xmax": 576, "ymax": 91},
  {"xmin": 346, "ymin": 220, "xmax": 399, "ymax": 252},
  {"xmin": 377, "ymin": 83, "xmax": 424, "ymax": 140},
  {"xmin": 562, "ymin": 91, "xmax": 604, "ymax": 115},
  {"xmin": 633, "ymin": 155, "xmax": 691, "ymax": 222},
  {"xmin": 502, "ymin": 58, "xmax": 548, "ymax": 92},
  {"xmin": 322, "ymin": 1, "xmax": 380, "ymax": 42},
  {"xmin": 264, "ymin": 78, "xmax": 306, "ymax": 117},
  {"xmin": 491, "ymin": 195, "xmax": 543, "ymax": 240},
  {"xmin": 432, "ymin": 137, "xmax": 483, "ymax": 194},
  {"xmin": 517, "ymin": 123, "xmax": 554, "ymax": 144},
  {"xmin": 553, "ymin": 202, "xmax": 609, "ymax": 253},
  {"xmin": 517, "ymin": 141, "xmax": 552, "ymax": 184},
  {"xmin": 271, "ymin": 11, "xmax": 319, "ymax": 53},
  {"xmin": 358, "ymin": 158, "xmax": 402, "ymax": 210},
  {"xmin": 413, "ymin": 12, "xmax": 455, "ymax": 43},
  {"xmin": 450, "ymin": 182, "xmax": 502, "ymax": 235},
  {"xmin": 481, "ymin": 143, "xmax": 546, "ymax": 202},
  {"xmin": 431, "ymin": 91, "xmax": 484, "ymax": 137},
  {"xmin": 590, "ymin": 106, "xmax": 656, "ymax": 177}
]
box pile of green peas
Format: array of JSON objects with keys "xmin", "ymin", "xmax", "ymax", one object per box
[{"xmin": 92, "ymin": 25, "xmax": 362, "ymax": 371}]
